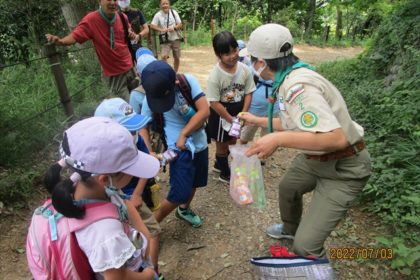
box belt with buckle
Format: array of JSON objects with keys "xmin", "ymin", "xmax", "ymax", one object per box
[{"xmin": 305, "ymin": 140, "xmax": 365, "ymax": 161}]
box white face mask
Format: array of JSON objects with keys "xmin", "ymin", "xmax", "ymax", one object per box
[{"xmin": 252, "ymin": 60, "xmax": 266, "ymax": 80}]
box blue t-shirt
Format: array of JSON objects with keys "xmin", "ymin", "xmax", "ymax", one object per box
[
  {"xmin": 129, "ymin": 90, "xmax": 146, "ymax": 114},
  {"xmin": 248, "ymin": 79, "xmax": 280, "ymax": 117},
  {"xmin": 141, "ymin": 74, "xmax": 208, "ymax": 153},
  {"xmin": 122, "ymin": 135, "xmax": 149, "ymax": 195}
]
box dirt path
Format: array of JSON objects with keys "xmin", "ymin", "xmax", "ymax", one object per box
[{"xmin": 0, "ymin": 45, "xmax": 405, "ymax": 280}]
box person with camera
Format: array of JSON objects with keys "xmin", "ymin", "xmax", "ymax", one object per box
[{"xmin": 150, "ymin": 0, "xmax": 183, "ymax": 72}]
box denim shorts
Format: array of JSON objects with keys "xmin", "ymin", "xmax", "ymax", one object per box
[{"xmin": 168, "ymin": 148, "xmax": 208, "ymax": 204}]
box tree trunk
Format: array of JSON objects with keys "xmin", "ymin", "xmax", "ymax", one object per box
[
  {"xmin": 218, "ymin": 3, "xmax": 223, "ymax": 28},
  {"xmin": 304, "ymin": 0, "xmax": 316, "ymax": 39},
  {"xmin": 59, "ymin": 0, "xmax": 100, "ymax": 72},
  {"xmin": 230, "ymin": 5, "xmax": 239, "ymax": 34},
  {"xmin": 323, "ymin": 25, "xmax": 330, "ymax": 42},
  {"xmin": 192, "ymin": 2, "xmax": 198, "ymax": 32},
  {"xmin": 335, "ymin": 6, "xmax": 343, "ymax": 40}
]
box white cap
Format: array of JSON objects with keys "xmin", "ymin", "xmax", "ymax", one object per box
[
  {"xmin": 118, "ymin": 0, "xmax": 130, "ymax": 9},
  {"xmin": 246, "ymin": 24, "xmax": 294, "ymax": 59}
]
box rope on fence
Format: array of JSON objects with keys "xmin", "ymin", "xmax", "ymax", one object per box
[{"xmin": 2, "ymin": 76, "xmax": 101, "ymax": 135}]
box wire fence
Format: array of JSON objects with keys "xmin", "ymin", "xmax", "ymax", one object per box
[
  {"xmin": 0, "ymin": 45, "xmax": 94, "ymax": 70},
  {"xmin": 3, "ymin": 76, "xmax": 101, "ymax": 135}
]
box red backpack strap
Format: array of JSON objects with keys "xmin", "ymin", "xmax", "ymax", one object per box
[
  {"xmin": 67, "ymin": 202, "xmax": 120, "ymax": 232},
  {"xmin": 176, "ymin": 73, "xmax": 196, "ymax": 110}
]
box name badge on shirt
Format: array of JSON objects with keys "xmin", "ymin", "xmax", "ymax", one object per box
[{"xmin": 278, "ymin": 97, "xmax": 285, "ymax": 111}]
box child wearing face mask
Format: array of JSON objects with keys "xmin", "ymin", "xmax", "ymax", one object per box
[
  {"xmin": 206, "ymin": 31, "xmax": 256, "ymax": 183},
  {"xmin": 94, "ymin": 98, "xmax": 165, "ymax": 279},
  {"xmin": 27, "ymin": 117, "xmax": 160, "ymax": 279}
]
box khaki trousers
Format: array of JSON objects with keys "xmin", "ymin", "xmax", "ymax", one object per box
[
  {"xmin": 279, "ymin": 150, "xmax": 371, "ymax": 257},
  {"xmin": 105, "ymin": 67, "xmax": 138, "ymax": 101}
]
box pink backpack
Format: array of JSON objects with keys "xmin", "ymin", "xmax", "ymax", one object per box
[{"xmin": 26, "ymin": 199, "xmax": 122, "ymax": 280}]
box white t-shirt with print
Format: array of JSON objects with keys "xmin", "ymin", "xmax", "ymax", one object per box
[
  {"xmin": 151, "ymin": 10, "xmax": 182, "ymax": 41},
  {"xmin": 206, "ymin": 62, "xmax": 256, "ymax": 103}
]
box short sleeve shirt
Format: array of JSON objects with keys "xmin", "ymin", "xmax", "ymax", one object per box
[
  {"xmin": 76, "ymin": 219, "xmax": 147, "ymax": 275},
  {"xmin": 72, "ymin": 11, "xmax": 133, "ymax": 77},
  {"xmin": 277, "ymin": 68, "xmax": 364, "ymax": 154},
  {"xmin": 206, "ymin": 62, "xmax": 256, "ymax": 103},
  {"xmin": 141, "ymin": 74, "xmax": 208, "ymax": 152},
  {"xmin": 123, "ymin": 9, "xmax": 146, "ymax": 34},
  {"xmin": 248, "ymin": 79, "xmax": 279, "ymax": 117},
  {"xmin": 151, "ymin": 9, "xmax": 182, "ymax": 41}
]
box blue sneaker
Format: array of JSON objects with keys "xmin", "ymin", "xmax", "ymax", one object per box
[{"xmin": 175, "ymin": 207, "xmax": 202, "ymax": 228}]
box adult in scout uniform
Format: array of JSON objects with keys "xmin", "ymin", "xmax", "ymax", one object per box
[{"xmin": 239, "ymin": 24, "xmax": 371, "ymax": 257}]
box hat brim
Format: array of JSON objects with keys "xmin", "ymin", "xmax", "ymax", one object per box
[
  {"xmin": 146, "ymin": 90, "xmax": 175, "ymax": 113},
  {"xmin": 121, "ymin": 114, "xmax": 151, "ymax": 132},
  {"xmin": 121, "ymin": 150, "xmax": 160, "ymax": 179}
]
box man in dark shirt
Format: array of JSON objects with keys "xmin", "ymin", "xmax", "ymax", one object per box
[{"xmin": 118, "ymin": 0, "xmax": 149, "ymax": 48}]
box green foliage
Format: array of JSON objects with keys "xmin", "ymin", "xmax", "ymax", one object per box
[
  {"xmin": 0, "ymin": 53, "xmax": 106, "ymax": 167},
  {"xmin": 0, "ymin": 168, "xmax": 38, "ymax": 203},
  {"xmin": 375, "ymin": 236, "xmax": 420, "ymax": 275},
  {"xmin": 318, "ymin": 1, "xmax": 420, "ymax": 274}
]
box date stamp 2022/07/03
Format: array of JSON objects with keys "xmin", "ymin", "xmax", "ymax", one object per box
[{"xmin": 328, "ymin": 247, "xmax": 393, "ymax": 260}]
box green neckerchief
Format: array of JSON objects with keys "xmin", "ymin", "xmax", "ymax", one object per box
[
  {"xmin": 98, "ymin": 7, "xmax": 117, "ymax": 49},
  {"xmin": 268, "ymin": 60, "xmax": 314, "ymax": 132}
]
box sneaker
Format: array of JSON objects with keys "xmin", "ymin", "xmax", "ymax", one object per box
[
  {"xmin": 158, "ymin": 273, "xmax": 165, "ymax": 280},
  {"xmin": 175, "ymin": 207, "xmax": 202, "ymax": 228},
  {"xmin": 212, "ymin": 161, "xmax": 221, "ymax": 173},
  {"xmin": 218, "ymin": 173, "xmax": 230, "ymax": 184},
  {"xmin": 266, "ymin": 224, "xmax": 295, "ymax": 240}
]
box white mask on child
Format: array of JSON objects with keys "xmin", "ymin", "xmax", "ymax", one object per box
[{"xmin": 252, "ymin": 60, "xmax": 266, "ymax": 80}]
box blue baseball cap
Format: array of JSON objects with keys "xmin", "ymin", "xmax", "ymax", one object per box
[
  {"xmin": 94, "ymin": 98, "xmax": 151, "ymax": 131},
  {"xmin": 135, "ymin": 47, "xmax": 154, "ymax": 61},
  {"xmin": 136, "ymin": 53, "xmax": 157, "ymax": 75},
  {"xmin": 142, "ymin": 61, "xmax": 176, "ymax": 113},
  {"xmin": 237, "ymin": 40, "xmax": 246, "ymax": 50}
]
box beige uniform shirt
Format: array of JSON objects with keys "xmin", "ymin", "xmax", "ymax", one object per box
[{"xmin": 277, "ymin": 68, "xmax": 364, "ymax": 155}]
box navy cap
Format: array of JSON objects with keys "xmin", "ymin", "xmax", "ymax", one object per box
[{"xmin": 142, "ymin": 61, "xmax": 176, "ymax": 113}]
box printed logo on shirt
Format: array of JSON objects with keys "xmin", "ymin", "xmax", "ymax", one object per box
[{"xmin": 300, "ymin": 111, "xmax": 318, "ymax": 128}]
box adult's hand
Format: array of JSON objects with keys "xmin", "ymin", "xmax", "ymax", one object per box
[
  {"xmin": 45, "ymin": 34, "xmax": 60, "ymax": 44},
  {"xmin": 238, "ymin": 112, "xmax": 260, "ymax": 126},
  {"xmin": 245, "ymin": 133, "xmax": 279, "ymax": 159}
]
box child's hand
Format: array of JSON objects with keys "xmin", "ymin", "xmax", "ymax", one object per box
[
  {"xmin": 176, "ymin": 134, "xmax": 187, "ymax": 150},
  {"xmin": 130, "ymin": 194, "xmax": 143, "ymax": 208}
]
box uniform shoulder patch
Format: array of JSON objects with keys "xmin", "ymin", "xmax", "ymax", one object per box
[
  {"xmin": 300, "ymin": 111, "xmax": 318, "ymax": 128},
  {"xmin": 286, "ymin": 84, "xmax": 305, "ymax": 104}
]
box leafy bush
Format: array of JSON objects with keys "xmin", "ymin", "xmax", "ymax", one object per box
[{"xmin": 318, "ymin": 1, "xmax": 420, "ymax": 274}]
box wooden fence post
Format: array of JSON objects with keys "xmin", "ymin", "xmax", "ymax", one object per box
[
  {"xmin": 148, "ymin": 27, "xmax": 158, "ymax": 58},
  {"xmin": 183, "ymin": 25, "xmax": 188, "ymax": 45},
  {"xmin": 211, "ymin": 19, "xmax": 215, "ymax": 37},
  {"xmin": 43, "ymin": 44, "xmax": 73, "ymax": 118}
]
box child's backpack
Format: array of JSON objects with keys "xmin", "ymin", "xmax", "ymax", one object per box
[{"xmin": 26, "ymin": 200, "xmax": 122, "ymax": 280}]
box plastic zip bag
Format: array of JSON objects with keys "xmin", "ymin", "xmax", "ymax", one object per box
[{"xmin": 229, "ymin": 144, "xmax": 266, "ymax": 209}]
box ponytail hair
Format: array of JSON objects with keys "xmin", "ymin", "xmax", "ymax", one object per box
[
  {"xmin": 43, "ymin": 133, "xmax": 86, "ymax": 219},
  {"xmin": 52, "ymin": 179, "xmax": 85, "ymax": 219}
]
